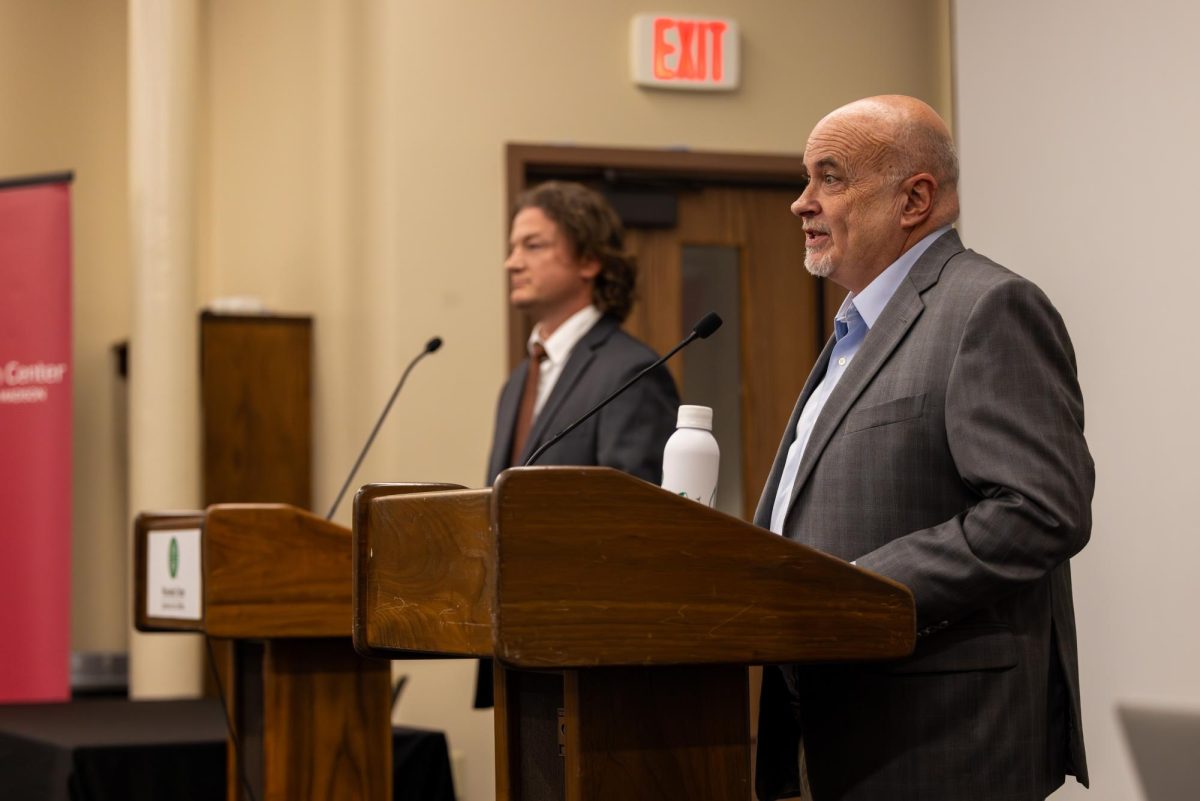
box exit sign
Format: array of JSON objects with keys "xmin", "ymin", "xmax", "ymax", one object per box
[{"xmin": 631, "ymin": 14, "xmax": 740, "ymax": 91}]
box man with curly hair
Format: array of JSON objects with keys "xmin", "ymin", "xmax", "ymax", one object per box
[{"xmin": 475, "ymin": 180, "xmax": 679, "ymax": 707}]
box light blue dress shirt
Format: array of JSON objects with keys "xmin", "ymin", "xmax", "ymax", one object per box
[{"xmin": 769, "ymin": 226, "xmax": 952, "ymax": 535}]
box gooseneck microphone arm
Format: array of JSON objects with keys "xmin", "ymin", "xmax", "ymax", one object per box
[
  {"xmin": 524, "ymin": 312, "xmax": 722, "ymax": 467},
  {"xmin": 325, "ymin": 336, "xmax": 443, "ymax": 520}
]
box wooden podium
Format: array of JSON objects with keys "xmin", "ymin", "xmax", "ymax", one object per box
[
  {"xmin": 135, "ymin": 496, "xmax": 444, "ymax": 801},
  {"xmin": 353, "ymin": 467, "xmax": 916, "ymax": 801}
]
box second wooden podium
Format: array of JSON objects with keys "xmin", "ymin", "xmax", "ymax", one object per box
[
  {"xmin": 353, "ymin": 467, "xmax": 916, "ymax": 801},
  {"xmin": 135, "ymin": 493, "xmax": 446, "ymax": 801}
]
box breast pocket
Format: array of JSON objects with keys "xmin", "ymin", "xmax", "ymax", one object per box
[{"xmin": 843, "ymin": 393, "xmax": 926, "ymax": 435}]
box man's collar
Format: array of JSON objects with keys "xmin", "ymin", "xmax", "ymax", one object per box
[
  {"xmin": 530, "ymin": 304, "xmax": 603, "ymax": 364},
  {"xmin": 837, "ymin": 225, "xmax": 953, "ymax": 328}
]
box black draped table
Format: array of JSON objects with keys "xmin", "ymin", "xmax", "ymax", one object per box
[{"xmin": 0, "ymin": 698, "xmax": 455, "ymax": 801}]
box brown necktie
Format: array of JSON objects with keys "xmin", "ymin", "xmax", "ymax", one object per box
[{"xmin": 510, "ymin": 342, "xmax": 548, "ymax": 465}]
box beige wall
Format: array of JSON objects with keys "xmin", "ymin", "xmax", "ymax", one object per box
[
  {"xmin": 198, "ymin": 0, "xmax": 954, "ymax": 514},
  {"xmin": 0, "ymin": 0, "xmax": 130, "ymax": 655},
  {"xmin": 199, "ymin": 5, "xmax": 948, "ymax": 796},
  {"xmin": 4, "ymin": 1, "xmax": 949, "ymax": 798},
  {"xmin": 954, "ymin": 2, "xmax": 1200, "ymax": 800}
]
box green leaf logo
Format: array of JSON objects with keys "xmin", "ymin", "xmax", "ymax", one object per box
[{"xmin": 168, "ymin": 537, "xmax": 179, "ymax": 579}]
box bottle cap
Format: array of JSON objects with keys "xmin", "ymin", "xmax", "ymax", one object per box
[{"xmin": 676, "ymin": 404, "xmax": 713, "ymax": 430}]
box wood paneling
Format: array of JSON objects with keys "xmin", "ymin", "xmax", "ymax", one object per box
[
  {"xmin": 491, "ymin": 467, "xmax": 914, "ymax": 668},
  {"xmin": 353, "ymin": 487, "xmax": 493, "ymax": 659},
  {"xmin": 508, "ymin": 144, "xmax": 810, "ymax": 189},
  {"xmin": 357, "ymin": 467, "xmax": 914, "ymax": 667},
  {"xmin": 261, "ymin": 639, "xmax": 391, "ymax": 801},
  {"xmin": 201, "ymin": 313, "xmax": 312, "ymax": 510},
  {"xmin": 202, "ymin": 505, "xmax": 353, "ymax": 639},
  {"xmin": 621, "ymin": 227, "xmax": 683, "ymax": 387},
  {"xmin": 564, "ymin": 665, "xmax": 749, "ymax": 801}
]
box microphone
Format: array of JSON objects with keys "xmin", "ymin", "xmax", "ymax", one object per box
[
  {"xmin": 325, "ymin": 336, "xmax": 443, "ymax": 520},
  {"xmin": 524, "ymin": 312, "xmax": 722, "ymax": 467}
]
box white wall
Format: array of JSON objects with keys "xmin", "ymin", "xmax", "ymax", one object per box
[{"xmin": 953, "ymin": 2, "xmax": 1200, "ymax": 799}]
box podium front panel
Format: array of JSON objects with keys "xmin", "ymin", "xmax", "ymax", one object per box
[
  {"xmin": 491, "ymin": 467, "xmax": 915, "ymax": 668},
  {"xmin": 354, "ymin": 487, "xmax": 492, "ymax": 658}
]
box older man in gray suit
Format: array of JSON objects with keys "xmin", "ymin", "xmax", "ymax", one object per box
[
  {"xmin": 755, "ymin": 96, "xmax": 1093, "ymax": 801},
  {"xmin": 474, "ymin": 180, "xmax": 679, "ymax": 707}
]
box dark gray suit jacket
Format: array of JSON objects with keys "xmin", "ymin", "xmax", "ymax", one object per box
[
  {"xmin": 487, "ymin": 314, "xmax": 679, "ymax": 484},
  {"xmin": 754, "ymin": 230, "xmax": 1093, "ymax": 801}
]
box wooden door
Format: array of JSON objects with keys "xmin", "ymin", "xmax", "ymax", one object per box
[{"xmin": 622, "ymin": 185, "xmax": 830, "ymax": 521}]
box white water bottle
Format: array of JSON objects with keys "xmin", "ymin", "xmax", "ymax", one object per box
[{"xmin": 661, "ymin": 405, "xmax": 719, "ymax": 507}]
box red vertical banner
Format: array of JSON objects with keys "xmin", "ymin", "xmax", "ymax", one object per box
[{"xmin": 0, "ymin": 174, "xmax": 73, "ymax": 702}]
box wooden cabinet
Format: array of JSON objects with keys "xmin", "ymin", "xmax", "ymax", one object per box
[{"xmin": 200, "ymin": 312, "xmax": 312, "ymax": 509}]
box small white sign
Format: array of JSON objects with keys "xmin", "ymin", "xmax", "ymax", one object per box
[
  {"xmin": 146, "ymin": 528, "xmax": 202, "ymax": 620},
  {"xmin": 631, "ymin": 14, "xmax": 740, "ymax": 91}
]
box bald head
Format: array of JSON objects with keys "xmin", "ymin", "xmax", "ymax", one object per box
[
  {"xmin": 817, "ymin": 95, "xmax": 959, "ymax": 225},
  {"xmin": 793, "ymin": 95, "xmax": 960, "ymax": 292}
]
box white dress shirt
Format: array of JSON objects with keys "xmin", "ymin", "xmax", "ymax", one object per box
[{"xmin": 528, "ymin": 304, "xmax": 603, "ymax": 417}]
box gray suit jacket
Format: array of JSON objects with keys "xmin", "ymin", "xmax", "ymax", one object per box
[
  {"xmin": 487, "ymin": 314, "xmax": 679, "ymax": 485},
  {"xmin": 754, "ymin": 230, "xmax": 1093, "ymax": 801}
]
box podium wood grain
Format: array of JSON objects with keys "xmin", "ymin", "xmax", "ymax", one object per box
[
  {"xmin": 354, "ymin": 467, "xmax": 916, "ymax": 801},
  {"xmin": 490, "ymin": 467, "xmax": 914, "ymax": 667},
  {"xmin": 204, "ymin": 504, "xmax": 353, "ymax": 638},
  {"xmin": 262, "ymin": 639, "xmax": 390, "ymax": 801},
  {"xmin": 564, "ymin": 665, "xmax": 749, "ymax": 801},
  {"xmin": 354, "ymin": 487, "xmax": 492, "ymax": 658}
]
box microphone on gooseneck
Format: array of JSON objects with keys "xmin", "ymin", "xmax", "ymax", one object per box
[
  {"xmin": 524, "ymin": 312, "xmax": 723, "ymax": 467},
  {"xmin": 325, "ymin": 336, "xmax": 443, "ymax": 521}
]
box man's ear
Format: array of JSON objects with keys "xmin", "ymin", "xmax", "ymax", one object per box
[
  {"xmin": 579, "ymin": 257, "xmax": 601, "ymax": 281},
  {"xmin": 900, "ymin": 173, "xmax": 937, "ymax": 229}
]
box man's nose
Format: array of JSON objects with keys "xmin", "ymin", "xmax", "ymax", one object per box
[{"xmin": 791, "ymin": 190, "xmax": 817, "ymax": 217}]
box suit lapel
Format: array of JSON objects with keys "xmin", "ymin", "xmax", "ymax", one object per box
[
  {"xmin": 753, "ymin": 335, "xmax": 836, "ymax": 527},
  {"xmin": 492, "ymin": 362, "xmax": 528, "ymax": 474},
  {"xmin": 517, "ymin": 316, "xmax": 616, "ymax": 464},
  {"xmin": 783, "ymin": 229, "xmax": 965, "ymax": 519}
]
